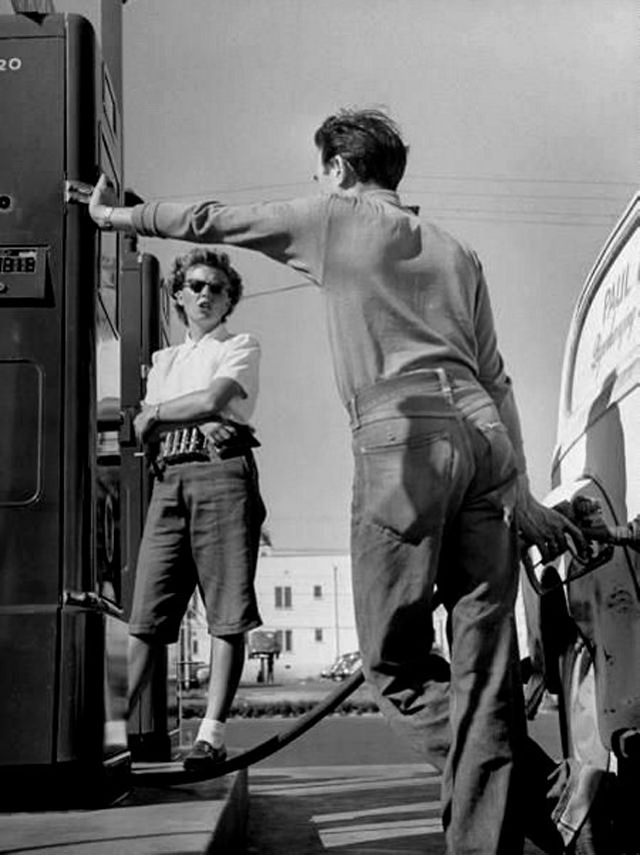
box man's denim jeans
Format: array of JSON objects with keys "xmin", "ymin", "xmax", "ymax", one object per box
[{"xmin": 348, "ymin": 370, "xmax": 594, "ymax": 855}]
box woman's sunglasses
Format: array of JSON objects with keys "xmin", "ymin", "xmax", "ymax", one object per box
[{"xmin": 184, "ymin": 278, "xmax": 228, "ymax": 296}]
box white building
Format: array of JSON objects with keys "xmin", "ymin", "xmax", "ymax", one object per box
[{"xmin": 248, "ymin": 549, "xmax": 358, "ymax": 681}]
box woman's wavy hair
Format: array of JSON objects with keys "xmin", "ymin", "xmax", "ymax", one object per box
[
  {"xmin": 167, "ymin": 247, "xmax": 243, "ymax": 326},
  {"xmin": 314, "ymin": 108, "xmax": 408, "ymax": 191}
]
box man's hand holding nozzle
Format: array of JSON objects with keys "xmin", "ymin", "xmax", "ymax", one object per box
[{"xmin": 516, "ymin": 475, "xmax": 587, "ymax": 563}]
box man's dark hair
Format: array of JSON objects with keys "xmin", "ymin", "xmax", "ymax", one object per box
[
  {"xmin": 167, "ymin": 247, "xmax": 243, "ymax": 325},
  {"xmin": 314, "ymin": 108, "xmax": 408, "ymax": 190}
]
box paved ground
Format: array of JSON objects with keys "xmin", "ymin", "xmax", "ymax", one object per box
[
  {"xmin": 246, "ymin": 764, "xmax": 547, "ymax": 854},
  {"xmin": 219, "ymin": 681, "xmax": 562, "ymax": 854},
  {"xmin": 0, "ymin": 681, "xmax": 559, "ymax": 854}
]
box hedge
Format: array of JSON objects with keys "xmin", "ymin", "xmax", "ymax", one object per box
[{"xmin": 180, "ymin": 695, "xmax": 380, "ymax": 719}]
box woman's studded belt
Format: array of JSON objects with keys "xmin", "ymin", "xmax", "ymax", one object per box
[{"xmin": 157, "ymin": 427, "xmax": 210, "ymax": 466}]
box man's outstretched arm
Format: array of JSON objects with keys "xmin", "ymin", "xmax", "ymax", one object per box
[{"xmin": 87, "ymin": 175, "xmax": 327, "ymax": 283}]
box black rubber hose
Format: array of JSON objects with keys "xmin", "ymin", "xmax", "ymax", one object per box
[{"xmin": 132, "ymin": 668, "xmax": 365, "ymax": 786}]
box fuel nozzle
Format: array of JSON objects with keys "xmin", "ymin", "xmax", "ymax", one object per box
[{"xmin": 557, "ymin": 495, "xmax": 640, "ymax": 552}]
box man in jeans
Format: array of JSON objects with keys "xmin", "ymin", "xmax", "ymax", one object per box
[{"xmin": 88, "ymin": 109, "xmax": 608, "ymax": 854}]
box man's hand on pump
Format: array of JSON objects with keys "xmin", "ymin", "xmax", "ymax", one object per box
[
  {"xmin": 85, "ymin": 173, "xmax": 135, "ymax": 232},
  {"xmin": 88, "ymin": 174, "xmax": 118, "ymax": 229},
  {"xmin": 515, "ymin": 474, "xmax": 587, "ymax": 563}
]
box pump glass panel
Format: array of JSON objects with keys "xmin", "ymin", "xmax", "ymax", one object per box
[
  {"xmin": 0, "ymin": 360, "xmax": 42, "ymax": 505},
  {"xmin": 96, "ymin": 136, "xmax": 122, "ymax": 607}
]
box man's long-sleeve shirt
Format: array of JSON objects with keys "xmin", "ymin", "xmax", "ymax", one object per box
[{"xmin": 132, "ymin": 189, "xmax": 525, "ymax": 469}]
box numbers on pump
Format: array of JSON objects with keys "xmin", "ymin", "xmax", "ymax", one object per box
[
  {"xmin": 0, "ymin": 251, "xmax": 37, "ymax": 274},
  {"xmin": 0, "ymin": 58, "xmax": 22, "ymax": 72}
]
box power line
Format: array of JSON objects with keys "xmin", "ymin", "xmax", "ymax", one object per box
[
  {"xmin": 405, "ymin": 202, "xmax": 618, "ymax": 218},
  {"xmin": 154, "ymin": 182, "xmax": 311, "ymax": 200},
  {"xmin": 405, "ymin": 173, "xmax": 636, "ymax": 189},
  {"xmin": 402, "ymin": 188, "xmax": 630, "ymax": 205},
  {"xmin": 146, "ymin": 174, "xmax": 636, "ymax": 202},
  {"xmin": 428, "ymin": 214, "xmax": 616, "ymax": 228},
  {"xmin": 244, "ymin": 281, "xmax": 313, "ymax": 300}
]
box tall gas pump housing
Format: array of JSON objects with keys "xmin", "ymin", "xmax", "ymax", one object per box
[{"xmin": 0, "ymin": 9, "xmax": 139, "ymax": 806}]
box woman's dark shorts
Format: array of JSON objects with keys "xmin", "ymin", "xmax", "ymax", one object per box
[{"xmin": 129, "ymin": 454, "xmax": 265, "ymax": 643}]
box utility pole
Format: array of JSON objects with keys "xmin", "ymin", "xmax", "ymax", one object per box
[{"xmin": 333, "ymin": 564, "xmax": 340, "ymax": 658}]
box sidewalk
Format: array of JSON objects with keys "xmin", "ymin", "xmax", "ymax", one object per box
[{"xmin": 0, "ymin": 769, "xmax": 247, "ymax": 855}]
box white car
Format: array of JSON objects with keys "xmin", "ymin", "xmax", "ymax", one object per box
[{"xmin": 523, "ymin": 192, "xmax": 640, "ymax": 852}]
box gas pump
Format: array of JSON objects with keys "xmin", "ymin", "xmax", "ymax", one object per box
[{"xmin": 0, "ymin": 11, "xmax": 131, "ymax": 807}]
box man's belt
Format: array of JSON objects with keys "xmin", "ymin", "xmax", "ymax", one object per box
[{"xmin": 156, "ymin": 422, "xmax": 260, "ymax": 468}]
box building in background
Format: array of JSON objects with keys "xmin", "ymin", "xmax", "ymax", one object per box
[{"xmin": 249, "ymin": 549, "xmax": 357, "ymax": 682}]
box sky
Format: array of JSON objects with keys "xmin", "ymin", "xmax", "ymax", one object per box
[{"xmin": 21, "ymin": 0, "xmax": 639, "ymax": 551}]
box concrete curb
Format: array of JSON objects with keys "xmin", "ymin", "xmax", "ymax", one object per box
[{"xmin": 0, "ymin": 768, "xmax": 248, "ymax": 854}]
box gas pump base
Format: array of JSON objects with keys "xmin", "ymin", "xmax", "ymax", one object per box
[
  {"xmin": 128, "ymin": 732, "xmax": 175, "ymax": 763},
  {"xmin": 0, "ymin": 750, "xmax": 131, "ymax": 812}
]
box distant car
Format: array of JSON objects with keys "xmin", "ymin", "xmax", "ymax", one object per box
[{"xmin": 321, "ymin": 651, "xmax": 362, "ymax": 681}]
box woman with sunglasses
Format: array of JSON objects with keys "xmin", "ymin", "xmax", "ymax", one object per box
[{"xmin": 129, "ymin": 246, "xmax": 265, "ymax": 773}]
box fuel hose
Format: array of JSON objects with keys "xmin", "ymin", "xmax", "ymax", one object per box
[{"xmin": 131, "ymin": 668, "xmax": 365, "ymax": 786}]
